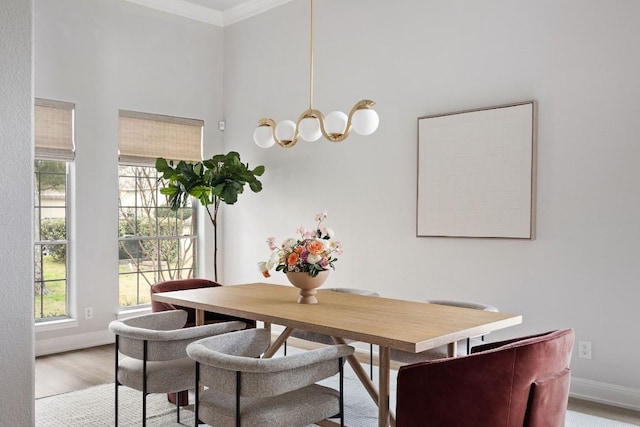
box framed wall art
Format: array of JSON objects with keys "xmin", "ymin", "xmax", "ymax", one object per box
[{"xmin": 417, "ymin": 101, "xmax": 537, "ymax": 239}]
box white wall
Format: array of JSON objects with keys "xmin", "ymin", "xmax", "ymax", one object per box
[
  {"xmin": 222, "ymin": 0, "xmax": 640, "ymax": 409},
  {"xmin": 29, "ymin": 0, "xmax": 640, "ymax": 412},
  {"xmin": 0, "ymin": 0, "xmax": 35, "ymax": 424},
  {"xmin": 34, "ymin": 0, "xmax": 224, "ymax": 352}
]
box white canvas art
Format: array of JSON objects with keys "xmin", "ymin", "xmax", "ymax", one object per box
[{"xmin": 417, "ymin": 101, "xmax": 536, "ymax": 239}]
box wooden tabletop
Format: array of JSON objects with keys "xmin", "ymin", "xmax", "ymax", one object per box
[{"xmin": 151, "ymin": 282, "xmax": 522, "ymax": 353}]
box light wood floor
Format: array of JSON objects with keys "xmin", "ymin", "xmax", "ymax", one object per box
[{"xmin": 35, "ymin": 342, "xmax": 640, "ymax": 425}]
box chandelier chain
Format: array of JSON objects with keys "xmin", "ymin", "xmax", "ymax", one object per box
[{"xmin": 309, "ymin": 0, "xmax": 314, "ymax": 110}]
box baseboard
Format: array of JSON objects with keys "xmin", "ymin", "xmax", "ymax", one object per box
[
  {"xmin": 571, "ymin": 377, "xmax": 640, "ymax": 412},
  {"xmin": 35, "ymin": 329, "xmax": 114, "ymax": 357}
]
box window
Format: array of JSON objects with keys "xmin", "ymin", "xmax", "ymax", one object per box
[
  {"xmin": 118, "ymin": 110, "xmax": 203, "ymax": 308},
  {"xmin": 34, "ymin": 98, "xmax": 74, "ymax": 321},
  {"xmin": 118, "ymin": 166, "xmax": 197, "ymax": 306}
]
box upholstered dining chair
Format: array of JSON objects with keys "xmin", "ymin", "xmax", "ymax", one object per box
[
  {"xmin": 285, "ymin": 287, "xmax": 379, "ymax": 379},
  {"xmin": 108, "ymin": 310, "xmax": 247, "ymax": 427},
  {"xmin": 151, "ymin": 278, "xmax": 257, "ymax": 328},
  {"xmin": 396, "ymin": 328, "xmax": 575, "ymax": 427},
  {"xmin": 187, "ymin": 328, "xmax": 355, "ymax": 427},
  {"xmin": 390, "ymin": 299, "xmax": 499, "ymax": 364},
  {"xmin": 150, "ymin": 278, "xmax": 256, "ymax": 405}
]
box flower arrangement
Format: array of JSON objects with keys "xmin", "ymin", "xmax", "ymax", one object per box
[{"xmin": 258, "ymin": 211, "xmax": 343, "ymax": 278}]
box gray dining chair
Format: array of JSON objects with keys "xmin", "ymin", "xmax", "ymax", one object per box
[
  {"xmin": 390, "ymin": 299, "xmax": 499, "ymax": 364},
  {"xmin": 187, "ymin": 328, "xmax": 355, "ymax": 427},
  {"xmin": 108, "ymin": 310, "xmax": 246, "ymax": 427},
  {"xmin": 285, "ymin": 287, "xmax": 379, "ymax": 379}
]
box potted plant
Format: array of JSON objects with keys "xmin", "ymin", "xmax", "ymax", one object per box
[{"xmin": 156, "ymin": 151, "xmax": 265, "ymax": 281}]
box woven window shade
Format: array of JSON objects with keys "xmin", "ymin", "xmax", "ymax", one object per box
[
  {"xmin": 118, "ymin": 110, "xmax": 203, "ymax": 166},
  {"xmin": 35, "ymin": 98, "xmax": 75, "ymax": 161}
]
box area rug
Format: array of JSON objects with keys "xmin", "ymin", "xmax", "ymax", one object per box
[{"xmin": 36, "ymin": 363, "xmax": 637, "ymax": 427}]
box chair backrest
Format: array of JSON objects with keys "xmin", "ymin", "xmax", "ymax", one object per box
[
  {"xmin": 187, "ymin": 329, "xmax": 354, "ymax": 398},
  {"xmin": 396, "ymin": 328, "xmax": 575, "ymax": 427},
  {"xmin": 427, "ymin": 299, "xmax": 499, "ymax": 312},
  {"xmin": 110, "ymin": 310, "xmax": 189, "ymax": 361},
  {"xmin": 151, "ymin": 278, "xmax": 256, "ymax": 328},
  {"xmin": 109, "ymin": 310, "xmax": 246, "ymax": 362},
  {"xmin": 151, "ymin": 278, "xmax": 221, "ymax": 316}
]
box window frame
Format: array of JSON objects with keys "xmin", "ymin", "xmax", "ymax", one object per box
[
  {"xmin": 34, "ymin": 159, "xmax": 71, "ymax": 322},
  {"xmin": 33, "ymin": 98, "xmax": 74, "ymax": 323},
  {"xmin": 117, "ymin": 164, "xmax": 198, "ymax": 309}
]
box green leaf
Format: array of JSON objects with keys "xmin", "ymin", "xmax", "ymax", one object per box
[
  {"xmin": 160, "ymin": 187, "xmax": 178, "ymax": 196},
  {"xmin": 155, "ymin": 157, "xmax": 169, "ymax": 171},
  {"xmin": 252, "ymin": 165, "xmax": 265, "ymax": 176},
  {"xmin": 155, "ymin": 151, "xmax": 265, "ymax": 219},
  {"xmin": 249, "ymin": 180, "xmax": 262, "ymax": 192}
]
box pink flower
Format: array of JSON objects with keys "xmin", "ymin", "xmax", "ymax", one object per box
[
  {"xmin": 315, "ymin": 210, "xmax": 328, "ymax": 222},
  {"xmin": 266, "ymin": 236, "xmax": 277, "ymax": 251},
  {"xmin": 331, "ymin": 241, "xmax": 343, "ymax": 256}
]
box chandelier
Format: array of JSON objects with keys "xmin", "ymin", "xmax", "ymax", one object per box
[{"xmin": 253, "ymin": 0, "xmax": 379, "ymax": 148}]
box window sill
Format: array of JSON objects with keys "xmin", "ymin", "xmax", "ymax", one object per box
[
  {"xmin": 35, "ymin": 318, "xmax": 78, "ymax": 333},
  {"xmin": 117, "ymin": 306, "xmax": 152, "ymax": 319}
]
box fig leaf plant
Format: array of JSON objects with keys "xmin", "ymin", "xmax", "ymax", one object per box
[{"xmin": 156, "ymin": 151, "xmax": 265, "ymax": 281}]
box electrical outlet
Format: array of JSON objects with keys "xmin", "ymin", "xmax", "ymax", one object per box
[
  {"xmin": 84, "ymin": 307, "xmax": 94, "ymax": 320},
  {"xmin": 578, "ymin": 340, "xmax": 592, "ymax": 359}
]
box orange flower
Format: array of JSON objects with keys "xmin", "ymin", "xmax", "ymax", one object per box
[
  {"xmin": 307, "ymin": 240, "xmax": 325, "ymax": 255},
  {"xmin": 287, "ymin": 252, "xmax": 299, "ymax": 265},
  {"xmin": 261, "ymin": 269, "xmax": 271, "ymax": 278}
]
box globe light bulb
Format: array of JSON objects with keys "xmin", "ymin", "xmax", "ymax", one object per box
[
  {"xmin": 298, "ymin": 117, "xmax": 322, "ymax": 142},
  {"xmin": 254, "ymin": 126, "xmax": 275, "ymax": 148},
  {"xmin": 325, "ymin": 111, "xmax": 348, "ymax": 137},
  {"xmin": 275, "ymin": 120, "xmax": 296, "ymax": 143},
  {"xmin": 352, "ymin": 108, "xmax": 379, "ymax": 136}
]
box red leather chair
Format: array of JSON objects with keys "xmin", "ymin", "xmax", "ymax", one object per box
[
  {"xmin": 150, "ymin": 278, "xmax": 256, "ymax": 406},
  {"xmin": 396, "ymin": 328, "xmax": 575, "ymax": 427}
]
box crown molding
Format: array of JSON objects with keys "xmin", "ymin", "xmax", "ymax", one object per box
[
  {"xmin": 122, "ymin": 0, "xmax": 295, "ymax": 27},
  {"xmin": 224, "ymin": 0, "xmax": 295, "ymax": 26},
  {"xmin": 123, "ymin": 0, "xmax": 224, "ymax": 26}
]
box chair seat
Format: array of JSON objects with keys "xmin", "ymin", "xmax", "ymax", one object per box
[
  {"xmin": 117, "ymin": 356, "xmax": 195, "ymax": 394},
  {"xmin": 198, "ymin": 383, "xmax": 340, "ymax": 427}
]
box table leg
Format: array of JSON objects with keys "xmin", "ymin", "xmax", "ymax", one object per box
[
  {"xmin": 447, "ymin": 341, "xmax": 457, "ymax": 357},
  {"xmin": 378, "ymin": 346, "xmax": 391, "ymax": 427},
  {"xmin": 262, "ymin": 326, "xmax": 295, "ymax": 358},
  {"xmin": 332, "ymin": 338, "xmax": 395, "ymax": 427},
  {"xmin": 195, "ymin": 309, "xmax": 204, "ymax": 326}
]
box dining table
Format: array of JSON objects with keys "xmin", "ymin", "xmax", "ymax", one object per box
[{"xmin": 151, "ymin": 282, "xmax": 522, "ymax": 427}]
